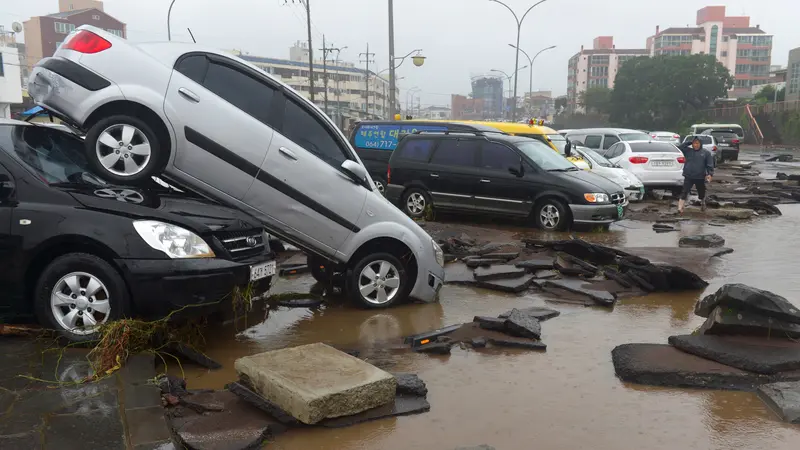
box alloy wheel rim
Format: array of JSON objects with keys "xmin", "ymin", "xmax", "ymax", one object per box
[
  {"xmin": 406, "ymin": 192, "xmax": 425, "ymax": 215},
  {"xmin": 357, "ymin": 260, "xmax": 401, "ymax": 305},
  {"xmin": 540, "ymin": 204, "xmax": 560, "ymax": 229},
  {"xmin": 50, "ymin": 271, "xmax": 111, "ymax": 335},
  {"xmin": 95, "ymin": 124, "xmax": 152, "ymax": 177},
  {"xmin": 375, "ymin": 181, "xmax": 385, "ymax": 193}
]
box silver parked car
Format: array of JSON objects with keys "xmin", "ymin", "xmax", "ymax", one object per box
[
  {"xmin": 29, "ymin": 26, "xmax": 445, "ymax": 308},
  {"xmin": 565, "ymin": 128, "xmax": 652, "ymax": 153},
  {"xmin": 649, "ymin": 131, "xmax": 681, "ymax": 145}
]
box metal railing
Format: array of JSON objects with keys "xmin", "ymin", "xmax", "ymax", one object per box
[{"xmin": 701, "ymin": 100, "xmax": 800, "ymax": 118}]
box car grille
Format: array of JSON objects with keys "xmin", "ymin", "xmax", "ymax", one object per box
[
  {"xmin": 214, "ymin": 229, "xmax": 265, "ymax": 261},
  {"xmin": 611, "ymin": 193, "xmax": 625, "ymax": 205}
]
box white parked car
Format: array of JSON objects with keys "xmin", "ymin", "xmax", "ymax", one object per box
[
  {"xmin": 572, "ymin": 147, "xmax": 645, "ymax": 201},
  {"xmin": 596, "ymin": 140, "xmax": 685, "ymax": 196},
  {"xmin": 649, "ymin": 131, "xmax": 681, "ymax": 145}
]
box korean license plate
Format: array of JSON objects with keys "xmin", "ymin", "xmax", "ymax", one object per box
[
  {"xmin": 250, "ymin": 261, "xmax": 276, "ymax": 281},
  {"xmin": 617, "ymin": 204, "xmax": 624, "ymax": 218},
  {"xmin": 651, "ymin": 160, "xmax": 673, "ymax": 167}
]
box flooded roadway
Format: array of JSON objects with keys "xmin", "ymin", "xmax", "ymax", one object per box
[{"xmin": 182, "ymin": 161, "xmax": 800, "ymax": 450}]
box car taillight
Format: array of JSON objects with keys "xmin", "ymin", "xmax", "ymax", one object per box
[
  {"xmin": 62, "ymin": 30, "xmax": 112, "ymax": 54},
  {"xmin": 731, "ymin": 139, "xmax": 740, "ymax": 144},
  {"xmin": 713, "ymin": 146, "xmax": 718, "ymax": 152},
  {"xmin": 387, "ymin": 166, "xmax": 391, "ymax": 184},
  {"xmin": 677, "ymin": 156, "xmax": 686, "ymax": 164},
  {"xmin": 673, "ymin": 134, "xmax": 680, "ymax": 139},
  {"xmin": 651, "ymin": 134, "xmax": 657, "ymax": 138},
  {"xmin": 629, "ymin": 156, "xmax": 649, "ymax": 164}
]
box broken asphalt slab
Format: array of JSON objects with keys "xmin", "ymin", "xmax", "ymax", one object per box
[
  {"xmin": 679, "ymin": 234, "xmax": 726, "ymax": 248},
  {"xmin": 444, "ymin": 322, "xmax": 547, "ymax": 352},
  {"xmin": 698, "ymin": 305, "xmax": 800, "ymax": 339},
  {"xmin": 544, "ymin": 279, "xmax": 616, "ymax": 307},
  {"xmin": 234, "ymin": 343, "xmax": 396, "ymax": 424},
  {"xmin": 392, "ymin": 373, "xmax": 428, "ymax": 398},
  {"xmin": 515, "ymin": 257, "xmax": 555, "ymax": 271},
  {"xmin": 476, "ymin": 275, "xmax": 538, "ymax": 293},
  {"xmin": 611, "ymin": 343, "xmax": 800, "ymax": 391},
  {"xmin": 318, "ymin": 395, "xmax": 430, "ymax": 428},
  {"xmin": 668, "ymin": 334, "xmax": 800, "ymax": 375},
  {"xmin": 473, "ymin": 264, "xmax": 527, "ymax": 281},
  {"xmin": 498, "ymin": 306, "xmax": 560, "ymax": 322},
  {"xmin": 504, "ymin": 309, "xmax": 542, "ymax": 339},
  {"xmin": 695, "ymin": 284, "xmax": 800, "ymax": 325},
  {"xmin": 757, "ymin": 381, "xmax": 800, "ymax": 424}
]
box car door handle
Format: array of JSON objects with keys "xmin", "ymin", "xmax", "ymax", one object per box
[
  {"xmin": 429, "ymin": 173, "xmax": 439, "ymax": 178},
  {"xmin": 480, "ymin": 179, "xmax": 491, "ymax": 183},
  {"xmin": 178, "ymin": 88, "xmax": 200, "ymax": 103},
  {"xmin": 278, "ymin": 147, "xmax": 298, "ymax": 161}
]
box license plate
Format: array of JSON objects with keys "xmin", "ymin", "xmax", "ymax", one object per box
[
  {"xmin": 651, "ymin": 160, "xmax": 673, "ymax": 167},
  {"xmin": 617, "ymin": 204, "xmax": 624, "ymax": 218},
  {"xmin": 250, "ymin": 261, "xmax": 276, "ymax": 281}
]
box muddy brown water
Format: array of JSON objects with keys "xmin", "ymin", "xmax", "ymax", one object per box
[{"xmin": 181, "ymin": 186, "xmax": 800, "ymax": 448}]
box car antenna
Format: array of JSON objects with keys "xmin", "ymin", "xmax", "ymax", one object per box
[{"xmin": 187, "ymin": 28, "xmax": 196, "ymax": 43}]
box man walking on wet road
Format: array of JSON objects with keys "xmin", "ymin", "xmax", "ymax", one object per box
[{"xmin": 677, "ymin": 136, "xmax": 715, "ymax": 214}]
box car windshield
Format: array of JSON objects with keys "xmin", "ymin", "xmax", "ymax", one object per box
[
  {"xmin": 580, "ymin": 148, "xmax": 614, "ymax": 168},
  {"xmin": 620, "ymin": 132, "xmax": 652, "ymax": 141},
  {"xmin": 0, "ymin": 125, "xmax": 107, "ymax": 186},
  {"xmin": 546, "ymin": 134, "xmax": 568, "ymax": 154},
  {"xmin": 515, "ymin": 140, "xmax": 577, "ymax": 171}
]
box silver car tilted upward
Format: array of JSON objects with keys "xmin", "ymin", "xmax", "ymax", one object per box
[{"xmin": 29, "ymin": 25, "xmax": 445, "ymax": 308}]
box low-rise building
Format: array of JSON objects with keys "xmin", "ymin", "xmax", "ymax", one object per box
[
  {"xmin": 787, "ymin": 48, "xmax": 800, "ymax": 103},
  {"xmin": 419, "ymin": 105, "xmax": 451, "ymax": 120},
  {"xmin": 0, "ymin": 37, "xmax": 23, "ymax": 118},
  {"xmin": 451, "ymin": 94, "xmax": 484, "ymax": 120}
]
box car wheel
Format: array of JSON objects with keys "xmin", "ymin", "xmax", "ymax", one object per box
[
  {"xmin": 85, "ymin": 115, "xmax": 163, "ymax": 184},
  {"xmin": 347, "ymin": 252, "xmax": 409, "ymax": 309},
  {"xmin": 402, "ymin": 188, "xmax": 430, "ymax": 219},
  {"xmin": 34, "ymin": 253, "xmax": 130, "ymax": 344},
  {"xmin": 534, "ymin": 198, "xmax": 569, "ymax": 231},
  {"xmin": 373, "ymin": 178, "xmax": 387, "ymax": 195}
]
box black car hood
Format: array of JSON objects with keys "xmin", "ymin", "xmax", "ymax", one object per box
[
  {"xmin": 560, "ymin": 169, "xmax": 624, "ymax": 193},
  {"xmin": 62, "ymin": 184, "xmax": 262, "ymax": 233}
]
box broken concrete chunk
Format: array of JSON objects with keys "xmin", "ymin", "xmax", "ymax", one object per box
[
  {"xmin": 515, "ymin": 257, "xmax": 555, "ymax": 271},
  {"xmin": 393, "ymin": 373, "xmax": 428, "ymax": 398},
  {"xmin": 757, "ymin": 381, "xmax": 800, "ymax": 424},
  {"xmin": 668, "ymin": 334, "xmax": 800, "ymax": 375},
  {"xmin": 698, "ymin": 306, "xmax": 800, "ymax": 339},
  {"xmin": 234, "ymin": 343, "xmax": 396, "ymax": 424},
  {"xmin": 504, "ymin": 309, "xmax": 542, "ymax": 339},
  {"xmin": 473, "ymin": 316, "xmax": 507, "ymax": 331},
  {"xmin": 695, "ymin": 284, "xmax": 800, "ymax": 324},
  {"xmin": 227, "ymin": 381, "xmax": 300, "ymax": 426},
  {"xmin": 318, "ymin": 395, "xmax": 430, "ymax": 428},
  {"xmin": 476, "ymin": 275, "xmax": 537, "ymax": 293},
  {"xmin": 482, "ymin": 252, "xmax": 520, "ymax": 261},
  {"xmin": 473, "ymin": 264, "xmax": 527, "ymax": 281},
  {"xmin": 413, "ymin": 342, "xmax": 452, "ymax": 355},
  {"xmin": 488, "ymin": 337, "xmax": 546, "ymax": 351},
  {"xmin": 470, "ymin": 337, "xmax": 488, "ymax": 348},
  {"xmin": 679, "ymin": 234, "xmax": 726, "ymax": 248},
  {"xmin": 465, "ymin": 258, "xmax": 506, "ymax": 268},
  {"xmin": 653, "ymin": 223, "xmax": 677, "ymax": 232},
  {"xmin": 533, "ymin": 269, "xmax": 559, "ymax": 279},
  {"xmin": 498, "ymin": 306, "xmax": 560, "ymax": 322},
  {"xmin": 553, "ymin": 254, "xmax": 595, "ymax": 277},
  {"xmin": 544, "ymin": 279, "xmax": 616, "ymax": 307}
]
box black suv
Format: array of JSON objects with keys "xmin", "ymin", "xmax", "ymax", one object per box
[
  {"xmin": 0, "ymin": 121, "xmax": 276, "ymax": 342},
  {"xmin": 384, "ymin": 132, "xmax": 626, "ymax": 230},
  {"xmin": 701, "ymin": 130, "xmax": 740, "ymax": 162}
]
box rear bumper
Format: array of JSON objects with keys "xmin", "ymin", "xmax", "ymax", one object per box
[
  {"xmin": 28, "ymin": 57, "xmax": 123, "ymax": 127},
  {"xmin": 115, "ymin": 255, "xmax": 275, "ymax": 319},
  {"xmin": 633, "ymin": 170, "xmax": 684, "ymax": 188},
  {"xmin": 569, "ymin": 203, "xmax": 624, "ymax": 224},
  {"xmin": 720, "ymin": 148, "xmax": 739, "ymax": 158}
]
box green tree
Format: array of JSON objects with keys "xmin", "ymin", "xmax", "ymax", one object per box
[
  {"xmin": 609, "ymin": 54, "xmax": 733, "ymax": 130},
  {"xmin": 753, "ymin": 85, "xmax": 786, "ymax": 104},
  {"xmin": 578, "ymin": 87, "xmax": 612, "ymax": 114},
  {"xmin": 555, "ymin": 96, "xmax": 567, "ymax": 111}
]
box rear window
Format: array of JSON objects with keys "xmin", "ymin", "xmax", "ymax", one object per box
[
  {"xmin": 630, "ymin": 142, "xmax": 681, "ymax": 153},
  {"xmin": 620, "ymin": 132, "xmax": 652, "ymax": 141},
  {"xmin": 352, "ymin": 124, "xmax": 447, "ymax": 150},
  {"xmin": 711, "ymin": 132, "xmax": 737, "ymax": 139},
  {"xmin": 654, "ymin": 135, "xmax": 676, "ymax": 141},
  {"xmin": 396, "ymin": 139, "xmax": 435, "ymax": 161}
]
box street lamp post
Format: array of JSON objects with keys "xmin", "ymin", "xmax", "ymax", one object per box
[
  {"xmin": 509, "ymin": 44, "xmax": 556, "ymax": 115},
  {"xmin": 489, "ymin": 0, "xmax": 549, "ymax": 121},
  {"xmin": 388, "ymin": 0, "xmax": 426, "ymax": 120},
  {"xmin": 491, "ymin": 66, "xmax": 527, "ymax": 120},
  {"xmin": 167, "ymin": 0, "xmax": 176, "ymax": 41}
]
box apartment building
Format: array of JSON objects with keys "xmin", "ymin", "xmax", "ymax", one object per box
[
  {"xmin": 567, "ymin": 36, "xmax": 648, "ymax": 113},
  {"xmin": 0, "ymin": 32, "xmax": 23, "ymax": 118},
  {"xmin": 646, "ymin": 6, "xmax": 773, "ymax": 96},
  {"xmin": 788, "ymin": 48, "xmax": 800, "ymax": 103},
  {"xmin": 23, "ymin": 0, "xmax": 126, "ymax": 72},
  {"xmin": 238, "ymin": 42, "xmax": 394, "ymax": 123}
]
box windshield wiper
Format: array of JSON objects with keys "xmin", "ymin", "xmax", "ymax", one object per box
[{"xmin": 547, "ymin": 167, "xmax": 578, "ymax": 172}]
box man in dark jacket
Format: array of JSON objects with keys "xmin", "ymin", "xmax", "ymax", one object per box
[{"xmin": 677, "ymin": 137, "xmax": 715, "ymax": 213}]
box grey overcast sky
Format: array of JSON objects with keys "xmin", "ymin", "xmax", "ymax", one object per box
[{"xmin": 2, "ymin": 0, "xmax": 798, "ymax": 107}]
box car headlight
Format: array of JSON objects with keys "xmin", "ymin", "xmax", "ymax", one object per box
[
  {"xmin": 432, "ymin": 239, "xmax": 444, "ymax": 267},
  {"xmin": 133, "ymin": 220, "xmax": 215, "ymax": 259},
  {"xmin": 584, "ymin": 193, "xmax": 610, "ymax": 203}
]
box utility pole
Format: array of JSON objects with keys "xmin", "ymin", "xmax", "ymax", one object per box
[
  {"xmin": 383, "ymin": 83, "xmax": 387, "ymax": 119},
  {"xmin": 388, "ymin": 0, "xmax": 396, "ymax": 119},
  {"xmin": 319, "ymin": 35, "xmax": 339, "ymax": 116},
  {"xmin": 285, "ymin": 1, "xmax": 315, "ymax": 102},
  {"xmin": 359, "ymin": 44, "xmax": 376, "ymax": 118}
]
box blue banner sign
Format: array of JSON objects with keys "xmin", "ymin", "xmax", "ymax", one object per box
[{"xmin": 354, "ymin": 124, "xmax": 447, "ymax": 150}]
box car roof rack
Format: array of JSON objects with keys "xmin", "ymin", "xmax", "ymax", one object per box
[{"xmin": 410, "ymin": 130, "xmax": 489, "ymax": 136}]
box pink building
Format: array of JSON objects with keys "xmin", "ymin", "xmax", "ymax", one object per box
[{"xmin": 647, "ymin": 6, "xmax": 773, "ymax": 97}]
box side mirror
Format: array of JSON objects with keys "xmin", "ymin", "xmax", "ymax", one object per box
[
  {"xmin": 341, "ymin": 160, "xmax": 369, "ymax": 186},
  {"xmin": 564, "ymin": 141, "xmax": 572, "ymax": 157}
]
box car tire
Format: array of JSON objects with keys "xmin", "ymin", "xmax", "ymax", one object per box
[
  {"xmin": 34, "ymin": 253, "xmax": 130, "ymax": 344},
  {"xmin": 346, "ymin": 252, "xmax": 409, "ymax": 309},
  {"xmin": 401, "ymin": 188, "xmax": 431, "ymax": 219},
  {"xmin": 85, "ymin": 115, "xmax": 164, "ymax": 184},
  {"xmin": 373, "ymin": 177, "xmax": 387, "ymax": 195},
  {"xmin": 534, "ymin": 198, "xmax": 570, "ymax": 231}
]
